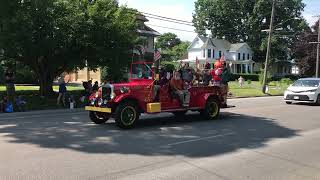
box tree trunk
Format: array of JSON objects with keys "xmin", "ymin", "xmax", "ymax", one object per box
[{"xmin": 38, "ymin": 73, "xmax": 54, "ymax": 97}]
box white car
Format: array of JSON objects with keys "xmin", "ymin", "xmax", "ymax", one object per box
[{"xmin": 284, "ymin": 78, "xmax": 320, "ymax": 105}]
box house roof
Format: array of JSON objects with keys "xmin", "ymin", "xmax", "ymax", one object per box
[
  {"xmin": 137, "ymin": 25, "xmax": 161, "ymax": 37},
  {"xmin": 188, "ymin": 35, "xmax": 252, "ymax": 52},
  {"xmin": 229, "ymin": 43, "xmax": 247, "ymax": 52}
]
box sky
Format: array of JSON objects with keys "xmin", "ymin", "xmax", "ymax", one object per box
[{"xmin": 118, "ymin": 0, "xmax": 320, "ymax": 42}]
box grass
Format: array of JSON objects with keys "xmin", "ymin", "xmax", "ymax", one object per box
[
  {"xmin": 0, "ymin": 85, "xmax": 86, "ymax": 111},
  {"xmin": 0, "ymin": 85, "xmax": 83, "ymax": 92},
  {"xmin": 229, "ymin": 81, "xmax": 289, "ymax": 97}
]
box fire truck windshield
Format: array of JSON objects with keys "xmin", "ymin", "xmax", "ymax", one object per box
[{"xmin": 131, "ymin": 63, "xmax": 153, "ymax": 80}]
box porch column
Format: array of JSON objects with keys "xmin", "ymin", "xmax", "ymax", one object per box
[
  {"xmin": 240, "ymin": 63, "xmax": 243, "ymax": 74},
  {"xmin": 233, "ymin": 64, "xmax": 236, "ymax": 73},
  {"xmin": 245, "ymin": 64, "xmax": 248, "ymax": 74},
  {"xmin": 251, "ymin": 63, "xmax": 253, "ymax": 74}
]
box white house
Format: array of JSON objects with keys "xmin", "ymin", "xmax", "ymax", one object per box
[{"xmin": 185, "ymin": 35, "xmax": 256, "ymax": 74}]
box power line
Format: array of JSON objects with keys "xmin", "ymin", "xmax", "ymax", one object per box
[
  {"xmin": 144, "ymin": 15, "xmax": 194, "ymax": 27},
  {"xmin": 141, "ymin": 12, "xmax": 193, "ymax": 24},
  {"xmin": 146, "ymin": 24, "xmax": 196, "ymax": 33}
]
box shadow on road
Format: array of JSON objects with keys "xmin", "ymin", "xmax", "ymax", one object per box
[{"xmin": 0, "ymin": 112, "xmax": 298, "ymax": 157}]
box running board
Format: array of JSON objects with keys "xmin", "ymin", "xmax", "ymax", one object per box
[{"xmin": 161, "ymin": 107, "xmax": 202, "ymax": 112}]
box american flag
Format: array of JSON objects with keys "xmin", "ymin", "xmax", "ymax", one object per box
[{"xmin": 154, "ymin": 49, "xmax": 161, "ymax": 61}]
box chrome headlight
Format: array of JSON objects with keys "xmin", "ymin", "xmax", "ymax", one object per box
[{"xmin": 305, "ymin": 89, "xmax": 317, "ymax": 93}]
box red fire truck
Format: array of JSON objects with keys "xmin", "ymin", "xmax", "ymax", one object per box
[{"xmin": 85, "ymin": 61, "xmax": 223, "ymax": 129}]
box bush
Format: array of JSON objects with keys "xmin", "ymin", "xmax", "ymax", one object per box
[
  {"xmin": 230, "ymin": 73, "xmax": 259, "ymax": 81},
  {"xmin": 15, "ymin": 68, "xmax": 38, "ymax": 84},
  {"xmin": 161, "ymin": 61, "xmax": 178, "ymax": 72},
  {"xmin": 280, "ymin": 78, "xmax": 293, "ymax": 85},
  {"xmin": 0, "ymin": 65, "xmax": 4, "ymax": 85}
]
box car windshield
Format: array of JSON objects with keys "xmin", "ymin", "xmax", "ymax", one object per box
[
  {"xmin": 131, "ymin": 63, "xmax": 153, "ymax": 80},
  {"xmin": 292, "ymin": 80, "xmax": 320, "ymax": 87}
]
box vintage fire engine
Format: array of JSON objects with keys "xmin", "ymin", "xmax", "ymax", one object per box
[{"xmin": 85, "ymin": 61, "xmax": 223, "ymax": 129}]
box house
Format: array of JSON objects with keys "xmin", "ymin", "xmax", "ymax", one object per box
[
  {"xmin": 66, "ymin": 14, "xmax": 160, "ymax": 83},
  {"xmin": 184, "ymin": 35, "xmax": 256, "ymax": 74}
]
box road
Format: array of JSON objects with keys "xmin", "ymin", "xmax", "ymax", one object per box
[{"xmin": 1, "ymin": 96, "xmax": 320, "ymax": 180}]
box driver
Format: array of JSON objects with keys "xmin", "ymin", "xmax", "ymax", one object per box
[{"xmin": 170, "ymin": 71, "xmax": 190, "ymax": 107}]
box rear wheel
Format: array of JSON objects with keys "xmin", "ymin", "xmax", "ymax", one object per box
[
  {"xmin": 89, "ymin": 111, "xmax": 110, "ymax": 124},
  {"xmin": 115, "ymin": 101, "xmax": 140, "ymax": 129},
  {"xmin": 201, "ymin": 97, "xmax": 220, "ymax": 120}
]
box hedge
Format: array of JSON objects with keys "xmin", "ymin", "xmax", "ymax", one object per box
[{"xmin": 230, "ymin": 73, "xmax": 259, "ymax": 81}]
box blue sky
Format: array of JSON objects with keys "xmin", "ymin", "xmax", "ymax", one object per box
[{"xmin": 119, "ymin": 0, "xmax": 320, "ymax": 41}]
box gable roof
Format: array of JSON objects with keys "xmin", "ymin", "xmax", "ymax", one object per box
[
  {"xmin": 188, "ymin": 35, "xmax": 251, "ymax": 52},
  {"xmin": 229, "ymin": 43, "xmax": 247, "ymax": 52}
]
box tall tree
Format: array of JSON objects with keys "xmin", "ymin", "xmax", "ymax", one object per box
[
  {"xmin": 156, "ymin": 33, "xmax": 181, "ymax": 50},
  {"xmin": 293, "ymin": 21, "xmax": 319, "ymax": 76},
  {"xmin": 193, "ymin": 0, "xmax": 308, "ymax": 64},
  {"xmin": 0, "ymin": 0, "xmax": 138, "ymax": 96}
]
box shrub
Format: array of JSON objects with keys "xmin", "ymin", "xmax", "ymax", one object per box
[
  {"xmin": 247, "ymin": 79, "xmax": 252, "ymax": 85},
  {"xmin": 280, "ymin": 78, "xmax": 293, "ymax": 85},
  {"xmin": 230, "ymin": 73, "xmax": 259, "ymax": 81},
  {"xmin": 161, "ymin": 61, "xmax": 177, "ymax": 72}
]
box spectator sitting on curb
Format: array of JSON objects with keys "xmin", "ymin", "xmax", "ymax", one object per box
[{"xmin": 15, "ymin": 96, "xmax": 26, "ymax": 112}]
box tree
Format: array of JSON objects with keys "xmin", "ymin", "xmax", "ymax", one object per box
[
  {"xmin": 293, "ymin": 21, "xmax": 318, "ymax": 76},
  {"xmin": 156, "ymin": 33, "xmax": 181, "ymax": 50},
  {"xmin": 193, "ymin": 0, "xmax": 308, "ymax": 64},
  {"xmin": 0, "ymin": 0, "xmax": 138, "ymax": 96}
]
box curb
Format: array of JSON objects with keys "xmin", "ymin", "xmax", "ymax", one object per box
[
  {"xmin": 228, "ymin": 95, "xmax": 283, "ymax": 99},
  {"xmin": 0, "ymin": 108, "xmax": 85, "ymax": 118}
]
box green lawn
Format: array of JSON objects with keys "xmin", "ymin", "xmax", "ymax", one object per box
[
  {"xmin": 229, "ymin": 81, "xmax": 289, "ymax": 97},
  {"xmin": 0, "ymin": 85, "xmax": 86, "ymax": 111},
  {"xmin": 0, "ymin": 85, "xmax": 83, "ymax": 92}
]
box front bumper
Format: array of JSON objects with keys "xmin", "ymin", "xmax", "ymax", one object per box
[
  {"xmin": 85, "ymin": 106, "xmax": 112, "ymax": 113},
  {"xmin": 284, "ymin": 91, "xmax": 318, "ymax": 103}
]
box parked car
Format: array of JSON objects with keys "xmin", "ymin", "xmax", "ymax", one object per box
[{"xmin": 284, "ymin": 78, "xmax": 320, "ymax": 105}]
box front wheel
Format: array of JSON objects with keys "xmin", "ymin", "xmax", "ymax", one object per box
[
  {"xmin": 316, "ymin": 94, "xmax": 320, "ymax": 105},
  {"xmin": 286, "ymin": 101, "xmax": 292, "ymax": 104},
  {"xmin": 200, "ymin": 97, "xmax": 220, "ymax": 120},
  {"xmin": 115, "ymin": 101, "xmax": 140, "ymax": 129},
  {"xmin": 89, "ymin": 111, "xmax": 110, "ymax": 124}
]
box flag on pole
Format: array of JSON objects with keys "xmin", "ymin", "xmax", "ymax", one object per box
[{"xmin": 154, "ymin": 49, "xmax": 161, "ymax": 61}]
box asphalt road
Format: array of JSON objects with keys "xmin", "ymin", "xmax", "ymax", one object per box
[{"xmin": 1, "ymin": 96, "xmax": 320, "ymax": 180}]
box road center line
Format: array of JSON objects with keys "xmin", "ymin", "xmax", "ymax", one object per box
[{"xmin": 165, "ymin": 132, "xmax": 235, "ymax": 147}]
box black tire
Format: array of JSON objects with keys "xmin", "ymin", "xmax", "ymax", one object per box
[
  {"xmin": 114, "ymin": 101, "xmax": 140, "ymax": 129},
  {"xmin": 89, "ymin": 111, "xmax": 110, "ymax": 124},
  {"xmin": 316, "ymin": 94, "xmax": 320, "ymax": 105},
  {"xmin": 201, "ymin": 97, "xmax": 220, "ymax": 120},
  {"xmin": 172, "ymin": 111, "xmax": 188, "ymax": 118},
  {"xmin": 286, "ymin": 101, "xmax": 292, "ymax": 104}
]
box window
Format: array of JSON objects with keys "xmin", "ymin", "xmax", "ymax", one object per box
[
  {"xmin": 219, "ymin": 51, "xmax": 222, "ymax": 58},
  {"xmin": 203, "ymin": 49, "xmax": 205, "ymax": 58},
  {"xmin": 212, "ymin": 49, "xmax": 215, "ymax": 58},
  {"xmin": 243, "ymin": 53, "xmax": 245, "ymax": 60},
  {"xmin": 247, "ymin": 54, "xmax": 250, "ymax": 60},
  {"xmin": 238, "ymin": 53, "xmax": 241, "ymax": 60},
  {"xmin": 208, "ymin": 49, "xmax": 212, "ymax": 58}
]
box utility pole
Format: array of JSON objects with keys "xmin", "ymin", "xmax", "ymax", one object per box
[
  {"xmin": 309, "ymin": 16, "xmax": 320, "ymax": 78},
  {"xmin": 317, "ymin": 17, "xmax": 320, "ymax": 78},
  {"xmin": 262, "ymin": 0, "xmax": 275, "ymax": 94}
]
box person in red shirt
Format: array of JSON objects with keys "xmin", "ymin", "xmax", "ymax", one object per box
[
  {"xmin": 170, "ymin": 71, "xmax": 190, "ymax": 107},
  {"xmin": 211, "ymin": 61, "xmax": 223, "ymax": 86}
]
